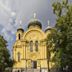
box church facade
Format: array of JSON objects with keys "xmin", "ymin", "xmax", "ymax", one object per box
[{"xmin": 12, "ymin": 16, "xmax": 55, "ymax": 72}]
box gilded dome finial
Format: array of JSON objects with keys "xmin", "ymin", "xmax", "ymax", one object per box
[
  {"xmin": 47, "ymin": 20, "xmax": 51, "ymax": 28},
  {"xmin": 34, "ymin": 13, "xmax": 36, "ymax": 19},
  {"xmin": 20, "ymin": 20, "xmax": 22, "ymax": 25},
  {"xmin": 47, "ymin": 20, "xmax": 50, "ymax": 27},
  {"xmin": 19, "ymin": 20, "xmax": 22, "ymax": 28}
]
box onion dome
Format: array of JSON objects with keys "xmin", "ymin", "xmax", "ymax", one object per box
[
  {"xmin": 17, "ymin": 20, "xmax": 24, "ymax": 32},
  {"xmin": 28, "ymin": 13, "xmax": 42, "ymax": 29},
  {"xmin": 45, "ymin": 20, "xmax": 52, "ymax": 32},
  {"xmin": 17, "ymin": 27, "xmax": 24, "ymax": 32}
]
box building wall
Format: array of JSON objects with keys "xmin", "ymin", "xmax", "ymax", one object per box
[{"xmin": 12, "ymin": 27, "xmax": 55, "ymax": 72}]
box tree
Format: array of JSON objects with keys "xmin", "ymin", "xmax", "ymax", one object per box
[
  {"xmin": 52, "ymin": 0, "xmax": 72, "ymax": 72},
  {"xmin": 46, "ymin": 28, "xmax": 57, "ymax": 72},
  {"xmin": 0, "ymin": 35, "xmax": 13, "ymax": 72}
]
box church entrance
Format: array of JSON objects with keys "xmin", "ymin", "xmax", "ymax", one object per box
[{"xmin": 32, "ymin": 61, "xmax": 37, "ymax": 69}]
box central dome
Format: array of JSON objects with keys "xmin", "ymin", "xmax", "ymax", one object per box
[
  {"xmin": 28, "ymin": 13, "xmax": 42, "ymax": 29},
  {"xmin": 28, "ymin": 19, "xmax": 42, "ymax": 29}
]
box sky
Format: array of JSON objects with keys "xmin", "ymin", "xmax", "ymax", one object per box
[{"xmin": 0, "ymin": 0, "xmax": 72, "ymax": 55}]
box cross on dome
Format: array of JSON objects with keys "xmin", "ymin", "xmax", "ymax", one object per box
[
  {"xmin": 20, "ymin": 20, "xmax": 22, "ymax": 25},
  {"xmin": 47, "ymin": 20, "xmax": 51, "ymax": 28},
  {"xmin": 47, "ymin": 20, "xmax": 51, "ymax": 29},
  {"xmin": 47, "ymin": 20, "xmax": 50, "ymax": 26},
  {"xmin": 33, "ymin": 13, "xmax": 36, "ymax": 19},
  {"xmin": 19, "ymin": 20, "xmax": 22, "ymax": 28}
]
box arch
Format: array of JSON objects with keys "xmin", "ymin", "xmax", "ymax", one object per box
[{"xmin": 23, "ymin": 29, "xmax": 46, "ymax": 40}]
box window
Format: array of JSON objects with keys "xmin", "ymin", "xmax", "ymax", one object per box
[
  {"xmin": 32, "ymin": 61, "xmax": 37, "ymax": 69},
  {"xmin": 18, "ymin": 34, "xmax": 20, "ymax": 40},
  {"xmin": 18, "ymin": 52, "xmax": 20, "ymax": 62},
  {"xmin": 30, "ymin": 41, "xmax": 33, "ymax": 52},
  {"xmin": 35, "ymin": 41, "xmax": 38, "ymax": 51}
]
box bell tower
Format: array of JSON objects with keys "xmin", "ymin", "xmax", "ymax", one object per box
[{"xmin": 16, "ymin": 20, "xmax": 24, "ymax": 40}]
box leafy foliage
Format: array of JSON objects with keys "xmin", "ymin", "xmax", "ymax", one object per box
[
  {"xmin": 0, "ymin": 35, "xmax": 13, "ymax": 72},
  {"xmin": 51, "ymin": 0, "xmax": 72, "ymax": 72}
]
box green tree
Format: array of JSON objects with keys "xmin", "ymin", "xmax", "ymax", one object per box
[
  {"xmin": 0, "ymin": 35, "xmax": 13, "ymax": 72},
  {"xmin": 52, "ymin": 0, "xmax": 72, "ymax": 72},
  {"xmin": 46, "ymin": 28, "xmax": 57, "ymax": 72}
]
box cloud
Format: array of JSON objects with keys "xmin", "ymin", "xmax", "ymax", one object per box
[
  {"xmin": 0, "ymin": 0, "xmax": 56, "ymax": 52},
  {"xmin": 0, "ymin": 0, "xmax": 71, "ymax": 53},
  {"xmin": 1, "ymin": 28, "xmax": 14, "ymax": 41}
]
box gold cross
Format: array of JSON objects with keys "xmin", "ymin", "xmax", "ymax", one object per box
[
  {"xmin": 19, "ymin": 20, "xmax": 22, "ymax": 28},
  {"xmin": 34, "ymin": 13, "xmax": 36, "ymax": 18},
  {"xmin": 47, "ymin": 20, "xmax": 50, "ymax": 26}
]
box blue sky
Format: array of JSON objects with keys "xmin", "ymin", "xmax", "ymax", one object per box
[{"xmin": 0, "ymin": 0, "xmax": 72, "ymax": 55}]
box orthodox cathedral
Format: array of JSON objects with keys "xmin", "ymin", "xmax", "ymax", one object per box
[{"xmin": 12, "ymin": 13, "xmax": 55, "ymax": 72}]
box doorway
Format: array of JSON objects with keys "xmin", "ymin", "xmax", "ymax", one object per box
[{"xmin": 32, "ymin": 61, "xmax": 37, "ymax": 69}]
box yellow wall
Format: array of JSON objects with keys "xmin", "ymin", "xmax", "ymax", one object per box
[{"xmin": 13, "ymin": 27, "xmax": 55, "ymax": 69}]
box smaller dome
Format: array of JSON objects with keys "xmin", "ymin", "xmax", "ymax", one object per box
[
  {"xmin": 17, "ymin": 28, "xmax": 24, "ymax": 32},
  {"xmin": 45, "ymin": 20, "xmax": 52, "ymax": 32}
]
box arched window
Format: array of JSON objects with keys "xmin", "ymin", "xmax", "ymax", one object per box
[
  {"xmin": 35, "ymin": 41, "xmax": 38, "ymax": 51},
  {"xmin": 30, "ymin": 41, "xmax": 33, "ymax": 52},
  {"xmin": 18, "ymin": 34, "xmax": 20, "ymax": 40},
  {"xmin": 18, "ymin": 52, "xmax": 20, "ymax": 62}
]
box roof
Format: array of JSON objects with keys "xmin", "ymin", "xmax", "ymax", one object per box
[{"xmin": 28, "ymin": 19, "xmax": 42, "ymax": 29}]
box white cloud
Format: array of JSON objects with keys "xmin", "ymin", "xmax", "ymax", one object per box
[
  {"xmin": 1, "ymin": 24, "xmax": 15, "ymax": 43},
  {"xmin": 0, "ymin": 0, "xmax": 59, "ymax": 51}
]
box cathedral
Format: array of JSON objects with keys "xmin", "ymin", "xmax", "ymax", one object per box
[{"xmin": 12, "ymin": 14, "xmax": 55, "ymax": 72}]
